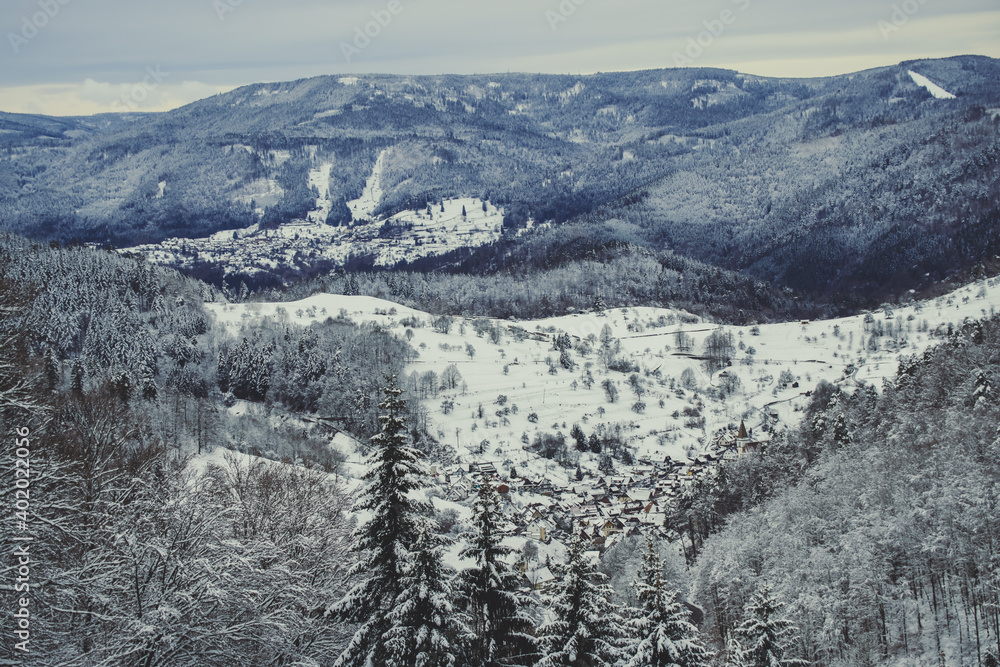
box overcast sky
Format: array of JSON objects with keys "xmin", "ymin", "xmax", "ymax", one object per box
[{"xmin": 1, "ymin": 0, "xmax": 997, "ymax": 116}]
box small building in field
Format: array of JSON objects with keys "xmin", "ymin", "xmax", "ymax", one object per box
[{"xmin": 526, "ymin": 567, "xmax": 557, "ymax": 591}]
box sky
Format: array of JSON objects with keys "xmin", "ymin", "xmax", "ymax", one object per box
[{"xmin": 0, "ymin": 0, "xmax": 997, "ymax": 116}]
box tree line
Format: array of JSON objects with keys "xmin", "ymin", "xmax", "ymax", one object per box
[{"xmin": 672, "ymin": 316, "xmax": 1000, "ymax": 665}]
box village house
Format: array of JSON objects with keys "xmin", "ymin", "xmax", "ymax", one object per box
[
  {"xmin": 525, "ymin": 566, "xmax": 557, "ymax": 591},
  {"xmin": 468, "ymin": 461, "xmax": 499, "ymax": 476}
]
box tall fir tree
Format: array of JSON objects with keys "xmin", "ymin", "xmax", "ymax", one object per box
[
  {"xmin": 384, "ymin": 523, "xmax": 463, "ymax": 667},
  {"xmin": 730, "ymin": 583, "xmax": 805, "ymax": 667},
  {"xmin": 330, "ymin": 376, "xmax": 432, "ymax": 667},
  {"xmin": 624, "ymin": 539, "xmax": 713, "ymax": 667},
  {"xmin": 458, "ymin": 477, "xmax": 537, "ymax": 666},
  {"xmin": 537, "ymin": 536, "xmax": 624, "ymax": 667}
]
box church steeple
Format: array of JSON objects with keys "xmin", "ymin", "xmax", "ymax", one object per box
[{"xmin": 736, "ymin": 419, "xmax": 758, "ymax": 457}]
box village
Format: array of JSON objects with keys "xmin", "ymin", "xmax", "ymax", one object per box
[
  {"xmin": 430, "ymin": 419, "xmax": 768, "ymax": 590},
  {"xmin": 208, "ymin": 278, "xmax": 1000, "ymax": 596}
]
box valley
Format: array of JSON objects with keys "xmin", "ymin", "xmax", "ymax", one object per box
[
  {"xmin": 3, "ymin": 52, "xmax": 999, "ymax": 667},
  {"xmin": 4, "ymin": 56, "xmax": 998, "ymax": 308},
  {"xmin": 207, "ymin": 273, "xmax": 1000, "ymax": 495}
]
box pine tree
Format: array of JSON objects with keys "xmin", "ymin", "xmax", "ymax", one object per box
[
  {"xmin": 71, "ymin": 357, "xmax": 85, "ymax": 394},
  {"xmin": 624, "ymin": 540, "xmax": 713, "ymax": 667},
  {"xmin": 730, "ymin": 583, "xmax": 805, "ymax": 667},
  {"xmin": 537, "ymin": 536, "xmax": 624, "ymax": 667},
  {"xmin": 973, "ymin": 368, "xmax": 993, "ymax": 406},
  {"xmin": 458, "ymin": 478, "xmax": 537, "ymax": 666},
  {"xmin": 831, "ymin": 413, "xmax": 851, "ymax": 448},
  {"xmin": 44, "ymin": 348, "xmax": 59, "ymax": 391},
  {"xmin": 331, "ymin": 376, "xmax": 432, "ymax": 667},
  {"xmin": 384, "ymin": 524, "xmax": 462, "ymax": 667}
]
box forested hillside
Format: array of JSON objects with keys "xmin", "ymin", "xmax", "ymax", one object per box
[
  {"xmin": 2, "ymin": 56, "xmax": 998, "ymax": 311},
  {"xmin": 276, "ymin": 226, "xmax": 798, "ymax": 323},
  {"xmin": 3, "ymin": 231, "xmax": 1000, "ymax": 665},
  {"xmin": 677, "ymin": 317, "xmax": 1000, "ymax": 665},
  {"xmin": 0, "ymin": 235, "xmax": 423, "ymax": 664}
]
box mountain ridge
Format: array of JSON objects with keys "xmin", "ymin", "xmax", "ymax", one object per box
[{"xmin": 1, "ymin": 55, "xmax": 998, "ymax": 312}]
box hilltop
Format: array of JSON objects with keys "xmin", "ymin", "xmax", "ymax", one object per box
[{"xmin": 2, "ymin": 56, "xmax": 998, "ymax": 310}]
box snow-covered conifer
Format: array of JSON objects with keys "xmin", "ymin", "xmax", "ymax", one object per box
[
  {"xmin": 624, "ymin": 539, "xmax": 713, "ymax": 667},
  {"xmin": 730, "ymin": 583, "xmax": 804, "ymax": 667},
  {"xmin": 330, "ymin": 376, "xmax": 432, "ymax": 667},
  {"xmin": 537, "ymin": 536, "xmax": 624, "ymax": 667},
  {"xmin": 384, "ymin": 523, "xmax": 463, "ymax": 667},
  {"xmin": 458, "ymin": 477, "xmax": 536, "ymax": 665}
]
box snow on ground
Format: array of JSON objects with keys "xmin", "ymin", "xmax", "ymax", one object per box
[
  {"xmin": 306, "ymin": 163, "xmax": 333, "ymax": 224},
  {"xmin": 196, "ymin": 277, "xmax": 1000, "ymax": 580},
  {"xmin": 206, "ymin": 276, "xmax": 1000, "ymax": 488},
  {"xmin": 187, "ymin": 445, "xmax": 263, "ymax": 478},
  {"xmin": 908, "ymin": 70, "xmax": 957, "ymax": 100},
  {"xmin": 348, "ymin": 149, "xmax": 388, "ymax": 222},
  {"xmin": 123, "ymin": 184, "xmax": 505, "ymax": 282},
  {"xmin": 123, "ymin": 148, "xmax": 509, "ymax": 280}
]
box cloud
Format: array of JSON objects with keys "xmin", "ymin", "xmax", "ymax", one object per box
[
  {"xmin": 0, "ymin": 80, "xmax": 234, "ymax": 115},
  {"xmin": 668, "ymin": 10, "xmax": 1000, "ymax": 77}
]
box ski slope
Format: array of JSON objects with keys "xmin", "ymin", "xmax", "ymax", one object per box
[
  {"xmin": 908, "ymin": 70, "xmax": 957, "ymax": 100},
  {"xmin": 347, "ymin": 149, "xmax": 388, "ymax": 222},
  {"xmin": 306, "ymin": 163, "xmax": 333, "ymax": 224}
]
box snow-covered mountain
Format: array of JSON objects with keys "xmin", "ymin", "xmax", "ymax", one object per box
[{"xmin": 4, "ymin": 56, "xmax": 999, "ymax": 306}]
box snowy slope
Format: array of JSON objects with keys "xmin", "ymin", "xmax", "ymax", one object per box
[
  {"xmin": 348, "ymin": 149, "xmax": 388, "ymax": 222},
  {"xmin": 206, "ymin": 277, "xmax": 1000, "ymax": 486},
  {"xmin": 908, "ymin": 70, "xmax": 957, "ymax": 99},
  {"xmin": 123, "ymin": 192, "xmax": 505, "ymax": 281},
  {"xmin": 119, "ymin": 145, "xmax": 514, "ymax": 280},
  {"xmin": 306, "ymin": 163, "xmax": 333, "ymax": 224}
]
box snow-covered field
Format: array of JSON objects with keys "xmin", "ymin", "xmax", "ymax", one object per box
[
  {"xmin": 206, "ymin": 276, "xmax": 1000, "ymax": 485},
  {"xmin": 348, "ymin": 149, "xmax": 388, "ymax": 221}
]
